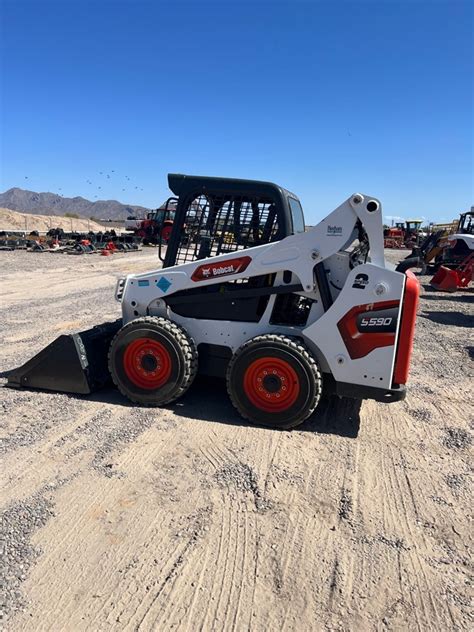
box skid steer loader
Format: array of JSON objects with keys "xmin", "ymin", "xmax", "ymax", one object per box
[{"xmin": 7, "ymin": 174, "xmax": 419, "ymax": 429}]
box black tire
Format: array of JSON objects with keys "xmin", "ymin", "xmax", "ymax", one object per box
[
  {"xmin": 396, "ymin": 256, "xmax": 421, "ymax": 273},
  {"xmin": 226, "ymin": 334, "xmax": 322, "ymax": 429},
  {"xmin": 108, "ymin": 316, "xmax": 198, "ymax": 406}
]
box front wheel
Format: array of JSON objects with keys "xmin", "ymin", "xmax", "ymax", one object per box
[
  {"xmin": 108, "ymin": 316, "xmax": 198, "ymax": 406},
  {"xmin": 226, "ymin": 334, "xmax": 322, "ymax": 429}
]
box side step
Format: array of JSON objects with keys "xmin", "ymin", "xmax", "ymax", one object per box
[{"xmin": 6, "ymin": 320, "xmax": 122, "ymax": 394}]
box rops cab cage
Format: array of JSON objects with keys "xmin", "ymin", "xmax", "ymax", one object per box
[{"xmin": 159, "ymin": 174, "xmax": 306, "ymax": 267}]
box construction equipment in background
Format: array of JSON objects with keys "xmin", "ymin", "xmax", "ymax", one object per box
[
  {"xmin": 428, "ymin": 205, "xmax": 472, "ymax": 236},
  {"xmin": 396, "ymin": 210, "xmax": 474, "ymax": 275},
  {"xmin": 403, "ymin": 219, "xmax": 424, "ymax": 248},
  {"xmin": 383, "ymin": 219, "xmax": 423, "ymax": 249},
  {"xmin": 0, "ymin": 227, "xmax": 142, "ymax": 253},
  {"xmin": 383, "ymin": 223, "xmax": 405, "ymax": 248},
  {"xmin": 7, "ymin": 174, "xmax": 419, "ymax": 429},
  {"xmin": 125, "ymin": 199, "xmax": 177, "ymax": 245},
  {"xmin": 431, "ymin": 252, "xmax": 474, "ymax": 292},
  {"xmin": 430, "ymin": 212, "xmax": 474, "ymax": 291},
  {"xmin": 395, "ymin": 229, "xmax": 446, "ymax": 273}
]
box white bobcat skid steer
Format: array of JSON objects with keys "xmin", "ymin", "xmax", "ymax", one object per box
[
  {"xmin": 7, "ymin": 174, "xmax": 418, "ymax": 429},
  {"xmin": 108, "ymin": 175, "xmax": 419, "ymax": 429}
]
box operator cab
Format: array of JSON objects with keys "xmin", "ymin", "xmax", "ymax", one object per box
[
  {"xmin": 151, "ymin": 199, "xmax": 178, "ymax": 222},
  {"xmin": 457, "ymin": 210, "xmax": 473, "ymax": 235},
  {"xmin": 161, "ymin": 173, "xmax": 305, "ymax": 268}
]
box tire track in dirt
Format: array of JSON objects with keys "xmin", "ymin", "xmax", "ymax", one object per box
[{"xmin": 366, "ymin": 407, "xmax": 455, "ymax": 631}]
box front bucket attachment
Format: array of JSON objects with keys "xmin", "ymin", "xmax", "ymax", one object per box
[
  {"xmin": 6, "ymin": 320, "xmax": 122, "ymax": 394},
  {"xmin": 431, "ymin": 266, "xmax": 459, "ymax": 292}
]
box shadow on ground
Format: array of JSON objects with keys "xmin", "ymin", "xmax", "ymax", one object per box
[
  {"xmin": 300, "ymin": 394, "xmax": 361, "ymax": 437},
  {"xmin": 420, "ymin": 310, "xmax": 473, "ymax": 327},
  {"xmin": 1, "ymin": 374, "xmax": 361, "ymax": 439},
  {"xmin": 421, "ymin": 282, "xmax": 473, "ymax": 295},
  {"xmin": 421, "ymin": 293, "xmax": 474, "ymax": 303},
  {"xmin": 168, "ymin": 377, "xmax": 361, "ymax": 438}
]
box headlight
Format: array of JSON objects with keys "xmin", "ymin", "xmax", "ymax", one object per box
[{"xmin": 115, "ymin": 278, "xmax": 126, "ymax": 302}]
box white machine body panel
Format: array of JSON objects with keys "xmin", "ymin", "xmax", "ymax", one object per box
[{"xmin": 120, "ymin": 193, "xmax": 410, "ymax": 396}]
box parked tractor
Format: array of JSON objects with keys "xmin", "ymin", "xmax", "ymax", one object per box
[
  {"xmin": 384, "ymin": 219, "xmax": 423, "ymax": 249},
  {"xmin": 125, "ymin": 199, "xmax": 177, "ymax": 245}
]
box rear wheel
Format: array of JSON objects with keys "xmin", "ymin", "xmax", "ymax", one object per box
[
  {"xmin": 108, "ymin": 316, "xmax": 197, "ymax": 406},
  {"xmin": 227, "ymin": 334, "xmax": 322, "ymax": 429}
]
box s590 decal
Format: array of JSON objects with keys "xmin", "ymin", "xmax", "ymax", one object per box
[
  {"xmin": 356, "ymin": 307, "xmax": 398, "ymax": 333},
  {"xmin": 337, "ymin": 301, "xmax": 400, "ymax": 359}
]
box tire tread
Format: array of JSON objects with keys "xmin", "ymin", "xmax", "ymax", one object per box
[
  {"xmin": 226, "ymin": 334, "xmax": 322, "ymax": 429},
  {"xmin": 108, "ymin": 316, "xmax": 198, "ymax": 406}
]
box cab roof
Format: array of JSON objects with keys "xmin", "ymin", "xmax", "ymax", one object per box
[{"xmin": 168, "ymin": 173, "xmax": 300, "ymax": 202}]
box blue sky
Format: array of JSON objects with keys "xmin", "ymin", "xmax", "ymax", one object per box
[{"xmin": 1, "ymin": 0, "xmax": 472, "ymax": 224}]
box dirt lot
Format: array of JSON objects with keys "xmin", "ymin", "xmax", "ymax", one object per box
[{"xmin": 1, "ymin": 248, "xmax": 472, "ymax": 631}]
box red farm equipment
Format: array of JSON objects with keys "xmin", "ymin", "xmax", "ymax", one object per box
[
  {"xmin": 384, "ymin": 220, "xmax": 423, "ymax": 249},
  {"xmin": 125, "ymin": 198, "xmax": 177, "ymax": 245}
]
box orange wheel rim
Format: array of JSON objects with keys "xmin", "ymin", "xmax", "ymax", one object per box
[
  {"xmin": 123, "ymin": 337, "xmax": 172, "ymax": 389},
  {"xmin": 243, "ymin": 356, "xmax": 300, "ymax": 412}
]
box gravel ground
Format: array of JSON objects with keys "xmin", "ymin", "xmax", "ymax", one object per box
[{"xmin": 0, "ymin": 247, "xmax": 473, "ymax": 631}]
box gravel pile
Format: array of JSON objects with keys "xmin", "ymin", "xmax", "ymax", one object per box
[
  {"xmin": 442, "ymin": 427, "xmax": 472, "ymax": 450},
  {"xmin": 215, "ymin": 462, "xmax": 269, "ymax": 511}
]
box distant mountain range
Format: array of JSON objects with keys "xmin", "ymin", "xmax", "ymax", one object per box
[{"xmin": 0, "ymin": 188, "xmax": 151, "ymax": 220}]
